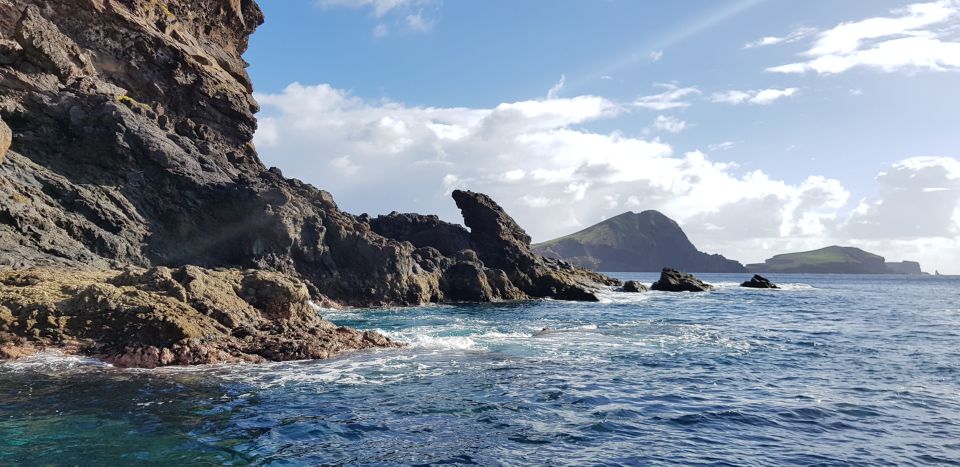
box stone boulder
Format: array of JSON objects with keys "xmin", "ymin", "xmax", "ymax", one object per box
[
  {"xmin": 740, "ymin": 274, "xmax": 778, "ymax": 289},
  {"xmin": 621, "ymin": 280, "xmax": 648, "ymax": 293},
  {"xmin": 651, "ymin": 268, "xmax": 713, "ymax": 292}
]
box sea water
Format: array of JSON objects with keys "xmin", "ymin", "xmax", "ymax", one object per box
[{"xmin": 2, "ymin": 274, "xmax": 959, "ymax": 465}]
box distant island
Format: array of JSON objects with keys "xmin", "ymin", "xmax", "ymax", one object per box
[
  {"xmin": 532, "ymin": 211, "xmax": 746, "ymax": 273},
  {"xmin": 748, "ymin": 246, "xmax": 924, "ymax": 275}
]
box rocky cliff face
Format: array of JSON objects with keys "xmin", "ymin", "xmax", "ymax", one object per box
[{"xmin": 0, "ymin": 0, "xmax": 613, "ymax": 308}]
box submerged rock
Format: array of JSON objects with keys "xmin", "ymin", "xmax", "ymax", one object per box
[
  {"xmin": 621, "ymin": 280, "xmax": 648, "ymax": 293},
  {"xmin": 741, "ymin": 274, "xmax": 778, "ymax": 289},
  {"xmin": 0, "ymin": 267, "xmax": 398, "ymax": 368},
  {"xmin": 651, "ymin": 268, "xmax": 713, "ymax": 292}
]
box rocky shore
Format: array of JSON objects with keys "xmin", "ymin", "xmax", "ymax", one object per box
[
  {"xmin": 0, "ymin": 0, "xmax": 616, "ymax": 365},
  {"xmin": 0, "ymin": 266, "xmax": 396, "ymax": 367}
]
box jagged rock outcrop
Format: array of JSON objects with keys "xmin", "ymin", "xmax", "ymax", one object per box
[
  {"xmin": 741, "ymin": 274, "xmax": 778, "ymax": 289},
  {"xmin": 0, "ymin": 0, "xmax": 612, "ymax": 310},
  {"xmin": 533, "ymin": 211, "xmax": 746, "ymax": 273},
  {"xmin": 651, "ymin": 268, "xmax": 713, "ymax": 292},
  {"xmin": 0, "ymin": 266, "xmax": 396, "ymax": 367}
]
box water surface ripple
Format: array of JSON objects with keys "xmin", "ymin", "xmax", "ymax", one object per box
[{"xmin": 2, "ymin": 274, "xmax": 959, "ymax": 465}]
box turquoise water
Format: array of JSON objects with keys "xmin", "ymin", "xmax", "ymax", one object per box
[{"xmin": 2, "ymin": 274, "xmax": 959, "ymax": 465}]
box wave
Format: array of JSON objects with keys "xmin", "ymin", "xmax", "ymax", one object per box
[{"xmin": 0, "ymin": 351, "xmax": 113, "ymax": 373}]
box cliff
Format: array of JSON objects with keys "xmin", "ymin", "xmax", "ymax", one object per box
[
  {"xmin": 748, "ymin": 246, "xmax": 924, "ymax": 274},
  {"xmin": 0, "ymin": 0, "xmax": 615, "ymax": 365},
  {"xmin": 532, "ymin": 211, "xmax": 746, "ymax": 273}
]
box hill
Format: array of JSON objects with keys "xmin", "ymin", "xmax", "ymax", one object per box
[
  {"xmin": 747, "ymin": 246, "xmax": 924, "ymax": 274},
  {"xmin": 532, "ymin": 211, "xmax": 746, "ymax": 273}
]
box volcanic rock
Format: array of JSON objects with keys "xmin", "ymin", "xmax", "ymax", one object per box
[
  {"xmin": 0, "ymin": 266, "xmax": 397, "ymax": 368},
  {"xmin": 621, "ymin": 280, "xmax": 648, "ymax": 293},
  {"xmin": 651, "ymin": 268, "xmax": 713, "ymax": 292},
  {"xmin": 740, "ymin": 274, "xmax": 778, "ymax": 289},
  {"xmin": 0, "ymin": 0, "xmax": 615, "ymax": 308}
]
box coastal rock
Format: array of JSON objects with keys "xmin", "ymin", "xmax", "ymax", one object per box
[
  {"xmin": 452, "ymin": 190, "xmax": 619, "ymax": 302},
  {"xmin": 0, "ymin": 0, "xmax": 615, "ymax": 309},
  {"xmin": 0, "ymin": 267, "xmax": 398, "ymax": 367},
  {"xmin": 740, "ymin": 274, "xmax": 778, "ymax": 289},
  {"xmin": 621, "ymin": 280, "xmax": 648, "ymax": 293},
  {"xmin": 651, "ymin": 268, "xmax": 713, "ymax": 292}
]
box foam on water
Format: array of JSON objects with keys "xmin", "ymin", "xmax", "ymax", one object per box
[{"xmin": 0, "ymin": 351, "xmax": 113, "ymax": 374}]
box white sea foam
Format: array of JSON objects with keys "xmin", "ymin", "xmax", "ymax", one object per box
[{"xmin": 0, "ymin": 351, "xmax": 113, "ymax": 373}]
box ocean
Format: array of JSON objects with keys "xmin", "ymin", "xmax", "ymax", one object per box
[{"xmin": 2, "ymin": 274, "xmax": 959, "ymax": 465}]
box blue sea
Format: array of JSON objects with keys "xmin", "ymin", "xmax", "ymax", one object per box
[{"xmin": 2, "ymin": 274, "xmax": 959, "ymax": 465}]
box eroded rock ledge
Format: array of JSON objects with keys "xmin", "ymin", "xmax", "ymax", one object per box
[{"xmin": 0, "ymin": 266, "xmax": 397, "ymax": 367}]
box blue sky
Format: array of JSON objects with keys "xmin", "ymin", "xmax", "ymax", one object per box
[{"xmin": 246, "ymin": 0, "xmax": 960, "ymax": 272}]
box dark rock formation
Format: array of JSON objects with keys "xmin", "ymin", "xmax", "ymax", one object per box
[
  {"xmin": 740, "ymin": 274, "xmax": 778, "ymax": 289},
  {"xmin": 749, "ymin": 246, "xmax": 925, "ymax": 275},
  {"xmin": 532, "ymin": 211, "xmax": 745, "ymax": 273},
  {"xmin": 0, "ymin": 0, "xmax": 614, "ymax": 308},
  {"xmin": 621, "ymin": 280, "xmax": 647, "ymax": 293},
  {"xmin": 651, "ymin": 268, "xmax": 713, "ymax": 292},
  {"xmin": 0, "ymin": 267, "xmax": 397, "ymax": 368},
  {"xmin": 451, "ymin": 190, "xmax": 619, "ymax": 302}
]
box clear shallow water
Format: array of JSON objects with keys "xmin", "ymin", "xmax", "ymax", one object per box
[{"xmin": 2, "ymin": 274, "xmax": 960, "ymax": 465}]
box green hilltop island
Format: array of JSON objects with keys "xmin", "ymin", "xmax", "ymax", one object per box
[
  {"xmin": 747, "ymin": 246, "xmax": 925, "ymax": 275},
  {"xmin": 532, "ymin": 211, "xmax": 746, "ymax": 273}
]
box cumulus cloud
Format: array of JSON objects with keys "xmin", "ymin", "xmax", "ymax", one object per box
[
  {"xmin": 254, "ymin": 83, "xmax": 960, "ymax": 272},
  {"xmin": 845, "ymin": 157, "xmax": 960, "ymax": 238},
  {"xmin": 633, "ymin": 83, "xmax": 701, "ymax": 110},
  {"xmin": 653, "ymin": 115, "xmax": 687, "ymax": 134},
  {"xmin": 768, "ymin": 0, "xmax": 960, "ymax": 74},
  {"xmin": 711, "ymin": 88, "xmax": 798, "ymax": 105}
]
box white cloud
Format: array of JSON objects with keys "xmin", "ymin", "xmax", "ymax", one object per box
[
  {"xmin": 634, "ymin": 83, "xmax": 701, "ymax": 110},
  {"xmin": 768, "ymin": 1, "xmax": 960, "ymax": 74},
  {"xmin": 653, "ymin": 115, "xmax": 687, "ymax": 134},
  {"xmin": 649, "ymin": 50, "xmax": 664, "ymax": 62},
  {"xmin": 547, "ymin": 74, "xmax": 566, "ymax": 100},
  {"xmin": 330, "ymin": 155, "xmax": 362, "ymax": 175},
  {"xmin": 316, "ymin": 0, "xmax": 421, "ymax": 17},
  {"xmin": 405, "ymin": 11, "xmax": 431, "ymax": 32},
  {"xmin": 317, "ymin": 0, "xmax": 436, "ymax": 36},
  {"xmin": 711, "ymin": 88, "xmax": 798, "ymax": 105},
  {"xmin": 744, "ymin": 27, "xmax": 817, "ymax": 49},
  {"xmin": 845, "ymin": 156, "xmax": 960, "ymax": 238},
  {"xmin": 709, "ymin": 141, "xmax": 735, "ymax": 151},
  {"xmin": 254, "ymin": 83, "xmax": 960, "ymax": 273}
]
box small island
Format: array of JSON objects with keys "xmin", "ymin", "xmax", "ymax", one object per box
[{"xmin": 748, "ymin": 246, "xmax": 925, "ymax": 275}]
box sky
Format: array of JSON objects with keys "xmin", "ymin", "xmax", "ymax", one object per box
[{"xmin": 246, "ymin": 0, "xmax": 960, "ymax": 273}]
